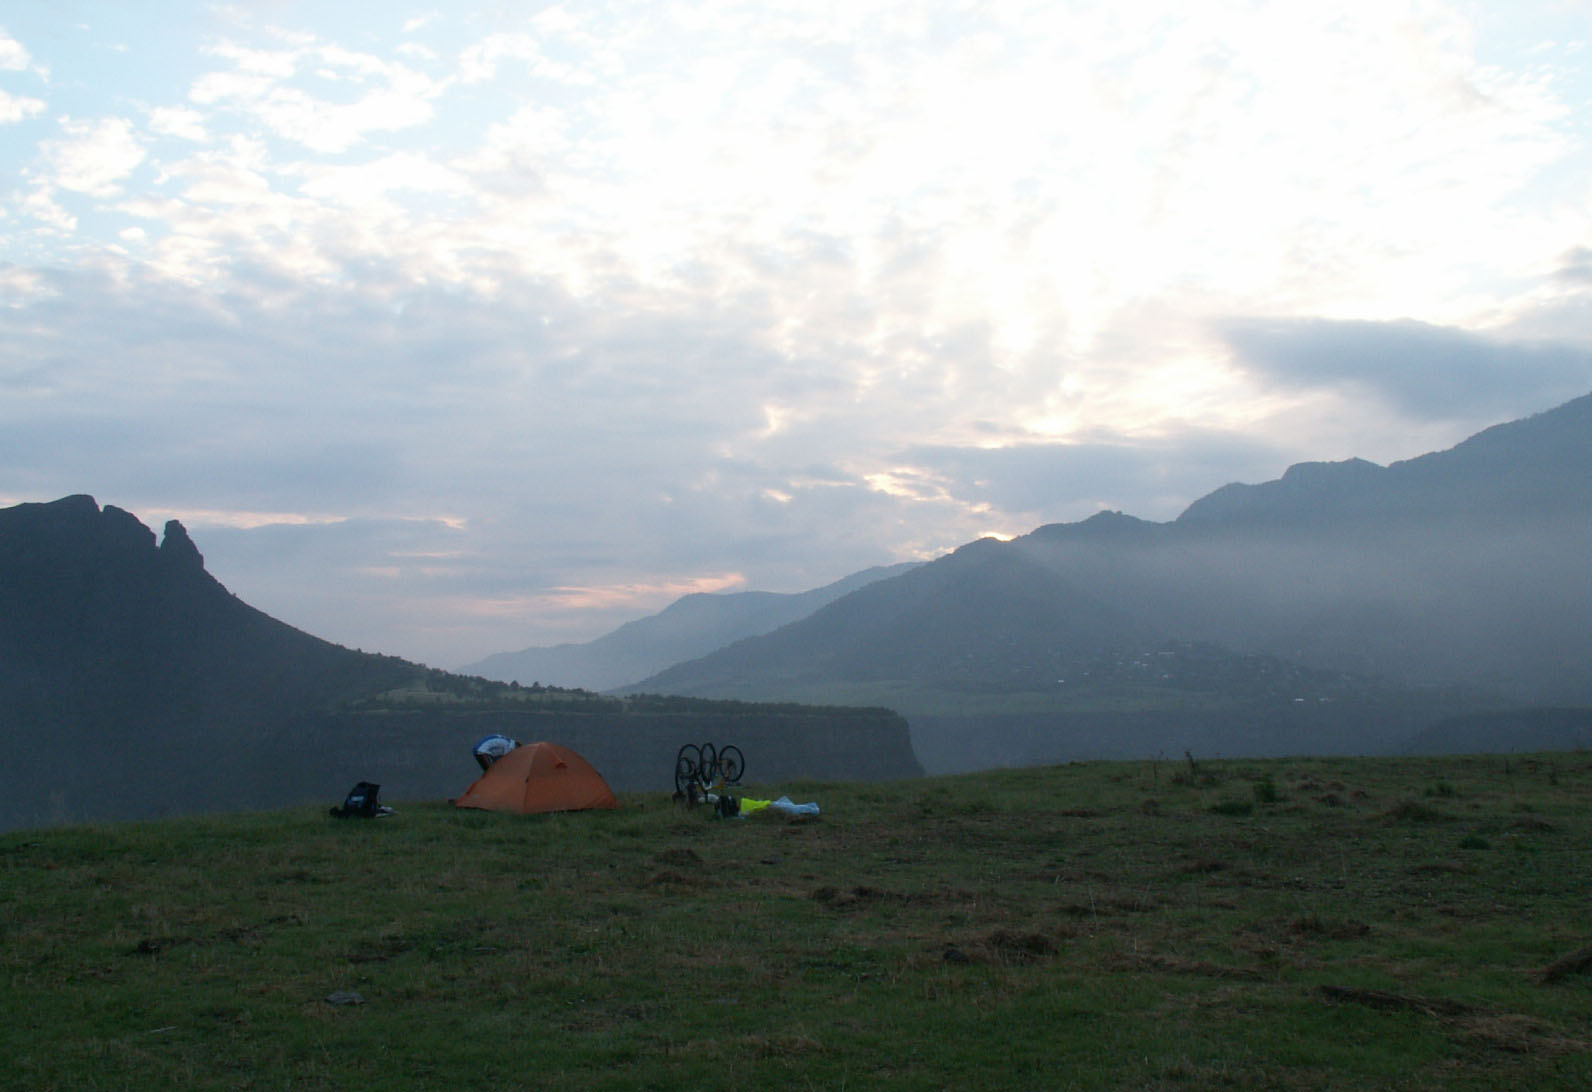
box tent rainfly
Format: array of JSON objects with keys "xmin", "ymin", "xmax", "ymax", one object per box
[{"xmin": 453, "ymin": 740, "xmax": 619, "ymax": 815}]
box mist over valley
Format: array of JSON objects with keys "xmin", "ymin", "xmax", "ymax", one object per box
[{"xmin": 480, "ymin": 392, "xmax": 1592, "ymax": 771}]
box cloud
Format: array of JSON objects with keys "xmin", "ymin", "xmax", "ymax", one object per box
[
  {"xmin": 0, "ymin": 26, "xmax": 36, "ymax": 71},
  {"xmin": 36, "ymin": 116, "xmax": 145, "ymax": 196},
  {"xmin": 293, "ymin": 151, "xmax": 469, "ymax": 204},
  {"xmin": 1218, "ymin": 317, "xmax": 1592, "ymax": 421},
  {"xmin": 0, "ymin": 89, "xmax": 44, "ymax": 123},
  {"xmin": 148, "ymin": 105, "xmax": 207, "ymax": 142},
  {"xmin": 1557, "ymin": 247, "xmax": 1592, "ymax": 285},
  {"xmin": 190, "ymin": 37, "xmax": 448, "ymax": 154},
  {"xmin": 457, "ymin": 33, "xmax": 544, "ymax": 84},
  {"xmin": 18, "ymin": 185, "xmax": 75, "ymax": 231}
]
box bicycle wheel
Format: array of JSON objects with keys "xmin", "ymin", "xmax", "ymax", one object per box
[
  {"xmin": 718, "ymin": 745, "xmax": 745, "ymax": 785},
  {"xmin": 699, "ymin": 742, "xmax": 718, "ymax": 785},
  {"xmin": 674, "ymin": 744, "xmax": 701, "ymax": 795}
]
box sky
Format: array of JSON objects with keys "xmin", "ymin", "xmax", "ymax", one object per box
[{"xmin": 3, "ymin": 1, "xmax": 1592, "ymax": 671}]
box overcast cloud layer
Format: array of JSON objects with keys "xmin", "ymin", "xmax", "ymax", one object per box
[{"xmin": 3, "ymin": 2, "xmax": 1591, "ymax": 669}]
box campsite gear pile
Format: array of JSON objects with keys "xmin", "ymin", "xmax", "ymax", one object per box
[
  {"xmin": 328, "ymin": 740, "xmax": 622, "ymax": 821},
  {"xmin": 699, "ymin": 792, "xmax": 821, "ymax": 820},
  {"xmin": 669, "ymin": 742, "xmax": 815, "ymax": 818},
  {"xmin": 738, "ymin": 795, "xmax": 821, "ymax": 818},
  {"xmin": 454, "ymin": 740, "xmax": 619, "ymax": 815},
  {"xmin": 329, "ymin": 781, "xmax": 393, "ymax": 819}
]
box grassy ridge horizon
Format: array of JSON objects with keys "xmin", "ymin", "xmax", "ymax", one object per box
[{"xmin": 4, "ymin": 754, "xmax": 1590, "ymax": 1090}]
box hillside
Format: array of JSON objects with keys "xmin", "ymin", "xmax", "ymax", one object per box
[
  {"xmin": 0, "ymin": 497, "xmax": 920, "ymax": 831},
  {"xmin": 459, "ymin": 562, "xmax": 919, "ymax": 689},
  {"xmin": 637, "ymin": 539, "xmax": 1152, "ymax": 693},
  {"xmin": 624, "ymin": 392, "xmax": 1592, "ymax": 765}
]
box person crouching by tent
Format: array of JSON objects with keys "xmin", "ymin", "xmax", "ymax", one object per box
[{"xmin": 473, "ymin": 734, "xmax": 519, "ymax": 771}]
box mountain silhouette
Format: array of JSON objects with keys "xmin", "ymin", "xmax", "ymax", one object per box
[
  {"xmin": 0, "ymin": 495, "xmax": 419, "ymax": 827},
  {"xmin": 460, "ymin": 563, "xmax": 919, "ymax": 689},
  {"xmin": 1178, "ymin": 392, "xmax": 1592, "ymax": 528},
  {"xmin": 637, "ymin": 537, "xmax": 1154, "ymax": 695},
  {"xmin": 620, "ymin": 392, "xmax": 1592, "ymax": 767}
]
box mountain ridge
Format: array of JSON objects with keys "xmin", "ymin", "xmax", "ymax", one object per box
[
  {"xmin": 617, "ymin": 391, "xmax": 1592, "ymax": 767},
  {"xmin": 472, "ymin": 392, "xmax": 1592, "ymax": 706},
  {"xmin": 459, "ymin": 561, "xmax": 920, "ymax": 688},
  {"xmin": 1177, "ymin": 390, "xmax": 1592, "ymax": 529}
]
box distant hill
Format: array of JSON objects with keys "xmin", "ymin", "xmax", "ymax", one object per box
[
  {"xmin": 0, "ymin": 497, "xmax": 920, "ymax": 831},
  {"xmin": 633, "ymin": 538, "xmax": 1153, "ymax": 694},
  {"xmin": 626, "ymin": 392, "xmax": 1592, "ymax": 768},
  {"xmin": 460, "ymin": 563, "xmax": 919, "ymax": 690}
]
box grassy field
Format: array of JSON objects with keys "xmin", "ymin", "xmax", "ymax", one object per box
[{"xmin": 3, "ymin": 752, "xmax": 1589, "ymax": 1090}]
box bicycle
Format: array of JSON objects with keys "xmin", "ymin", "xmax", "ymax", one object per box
[{"xmin": 673, "ymin": 741, "xmax": 745, "ymax": 802}]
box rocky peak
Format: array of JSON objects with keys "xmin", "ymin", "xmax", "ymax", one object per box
[{"xmin": 159, "ymin": 518, "xmax": 205, "ymax": 571}]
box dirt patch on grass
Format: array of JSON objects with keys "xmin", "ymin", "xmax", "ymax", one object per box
[
  {"xmin": 1320, "ymin": 985, "xmax": 1588, "ymax": 1055},
  {"xmin": 1457, "ymin": 1013, "xmax": 1588, "ymax": 1055},
  {"xmin": 811, "ymin": 884, "xmax": 916, "ymax": 910},
  {"xmin": 989, "ymin": 929, "xmax": 1059, "ymax": 960},
  {"xmin": 1318, "ymin": 984, "xmax": 1477, "ymax": 1017},
  {"xmin": 1057, "ymin": 894, "xmax": 1160, "ymax": 917},
  {"xmin": 1109, "ymin": 952, "xmax": 1265, "ymax": 980},
  {"xmin": 743, "ymin": 1032, "xmax": 825, "ymax": 1058},
  {"xmin": 1286, "ymin": 915, "xmax": 1370, "ymax": 939},
  {"xmin": 1537, "ymin": 945, "xmax": 1592, "ymax": 984},
  {"xmin": 935, "ymin": 928, "xmax": 1065, "ymax": 966},
  {"xmin": 643, "ymin": 869, "xmax": 709, "ymax": 890},
  {"xmin": 1509, "ymin": 817, "xmax": 1559, "ymax": 833},
  {"xmin": 1380, "ymin": 800, "xmax": 1452, "ymax": 823}
]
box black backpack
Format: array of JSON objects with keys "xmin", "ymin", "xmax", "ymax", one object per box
[{"xmin": 330, "ymin": 781, "xmax": 382, "ymax": 818}]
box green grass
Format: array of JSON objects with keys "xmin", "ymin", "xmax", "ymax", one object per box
[{"xmin": 4, "ymin": 753, "xmax": 1590, "ymax": 1090}]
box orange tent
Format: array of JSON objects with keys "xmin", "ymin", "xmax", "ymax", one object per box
[{"xmin": 453, "ymin": 740, "xmax": 619, "ymax": 815}]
